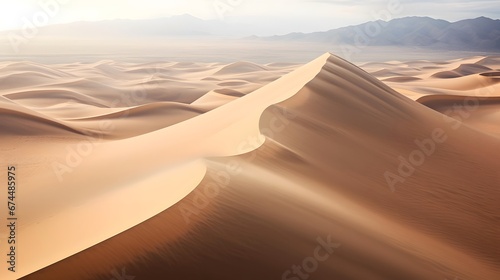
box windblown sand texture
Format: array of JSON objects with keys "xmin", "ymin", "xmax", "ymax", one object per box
[{"xmin": 0, "ymin": 54, "xmax": 499, "ymax": 280}]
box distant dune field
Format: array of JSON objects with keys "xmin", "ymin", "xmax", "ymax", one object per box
[{"xmin": 0, "ymin": 53, "xmax": 499, "ymax": 280}]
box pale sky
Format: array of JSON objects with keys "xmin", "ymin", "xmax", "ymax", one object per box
[{"xmin": 0, "ymin": 0, "xmax": 499, "ymax": 35}]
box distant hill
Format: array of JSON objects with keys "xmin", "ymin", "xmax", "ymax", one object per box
[
  {"xmin": 260, "ymin": 17, "xmax": 500, "ymax": 51},
  {"xmin": 1, "ymin": 14, "xmax": 249, "ymax": 39}
]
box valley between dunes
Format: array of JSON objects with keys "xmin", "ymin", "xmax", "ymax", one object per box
[{"xmin": 0, "ymin": 53, "xmax": 499, "ymax": 280}]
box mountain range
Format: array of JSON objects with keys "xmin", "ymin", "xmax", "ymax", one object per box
[
  {"xmin": 261, "ymin": 16, "xmax": 500, "ymax": 51},
  {"xmin": 2, "ymin": 15, "xmax": 499, "ymax": 53}
]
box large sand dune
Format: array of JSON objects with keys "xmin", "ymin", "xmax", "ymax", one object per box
[{"xmin": 0, "ymin": 53, "xmax": 499, "ymax": 280}]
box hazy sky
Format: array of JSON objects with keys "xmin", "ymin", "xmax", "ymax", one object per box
[{"xmin": 0, "ymin": 0, "xmax": 499, "ymax": 35}]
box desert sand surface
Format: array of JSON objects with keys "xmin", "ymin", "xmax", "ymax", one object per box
[{"xmin": 0, "ymin": 53, "xmax": 499, "ymax": 280}]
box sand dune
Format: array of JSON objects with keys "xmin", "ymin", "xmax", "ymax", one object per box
[
  {"xmin": 432, "ymin": 63, "xmax": 493, "ymax": 78},
  {"xmin": 476, "ymin": 55, "xmax": 500, "ymax": 68},
  {"xmin": 366, "ymin": 56, "xmax": 500, "ymax": 101},
  {"xmin": 0, "ymin": 53, "xmax": 499, "ymax": 280},
  {"xmin": 5, "ymin": 89, "xmax": 109, "ymax": 108},
  {"xmin": 382, "ymin": 76, "xmax": 422, "ymax": 82},
  {"xmin": 67, "ymin": 102, "xmax": 208, "ymax": 139},
  {"xmin": 481, "ymin": 71, "xmax": 500, "ymax": 77},
  {"xmin": 418, "ymin": 95, "xmax": 500, "ymax": 137},
  {"xmin": 213, "ymin": 61, "xmax": 268, "ymax": 75},
  {"xmin": 191, "ymin": 89, "xmax": 244, "ymax": 110}
]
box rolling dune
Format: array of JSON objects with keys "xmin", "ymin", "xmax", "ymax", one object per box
[{"xmin": 0, "ymin": 53, "xmax": 499, "ymax": 280}]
